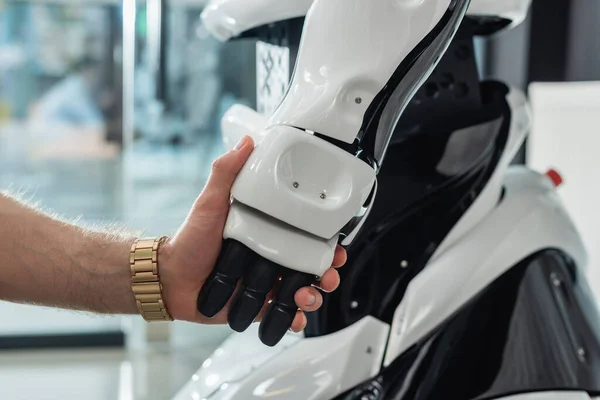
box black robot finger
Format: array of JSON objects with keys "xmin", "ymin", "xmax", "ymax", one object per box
[
  {"xmin": 227, "ymin": 256, "xmax": 280, "ymax": 332},
  {"xmin": 259, "ymin": 271, "xmax": 316, "ymax": 347},
  {"xmin": 197, "ymin": 239, "xmax": 256, "ymax": 318}
]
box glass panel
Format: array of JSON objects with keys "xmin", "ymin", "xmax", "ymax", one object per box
[
  {"xmin": 0, "ymin": 0, "xmax": 256, "ymax": 352},
  {"xmin": 123, "ymin": 0, "xmax": 257, "ymax": 350},
  {"xmin": 122, "ymin": 0, "xmax": 255, "ymax": 236},
  {"xmin": 0, "ymin": 0, "xmax": 124, "ymax": 339}
]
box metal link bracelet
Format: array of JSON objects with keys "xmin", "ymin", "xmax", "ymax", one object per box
[{"xmin": 130, "ymin": 237, "xmax": 173, "ymax": 321}]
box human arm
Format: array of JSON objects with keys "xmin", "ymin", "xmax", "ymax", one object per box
[
  {"xmin": 0, "ymin": 191, "xmax": 137, "ymax": 314},
  {"xmin": 0, "ymin": 135, "xmax": 345, "ymax": 331}
]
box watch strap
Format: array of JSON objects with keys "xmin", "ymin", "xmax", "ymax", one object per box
[{"xmin": 130, "ymin": 237, "xmax": 173, "ymax": 321}]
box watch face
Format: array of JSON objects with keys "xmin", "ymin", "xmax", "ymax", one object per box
[{"xmin": 256, "ymin": 41, "xmax": 290, "ymax": 116}]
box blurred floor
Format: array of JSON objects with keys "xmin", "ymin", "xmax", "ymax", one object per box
[{"xmin": 0, "ymin": 345, "xmax": 212, "ymax": 400}]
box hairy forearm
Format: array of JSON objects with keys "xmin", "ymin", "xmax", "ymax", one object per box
[{"xmin": 0, "ymin": 193, "xmax": 138, "ymax": 314}]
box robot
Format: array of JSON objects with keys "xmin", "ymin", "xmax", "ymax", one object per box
[{"xmin": 175, "ymin": 0, "xmax": 600, "ymax": 399}]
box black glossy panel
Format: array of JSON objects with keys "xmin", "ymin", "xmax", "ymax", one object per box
[
  {"xmin": 306, "ymin": 82, "xmax": 511, "ymax": 337},
  {"xmin": 337, "ymin": 250, "xmax": 600, "ymax": 399},
  {"xmin": 358, "ymin": 1, "xmax": 469, "ymax": 163},
  {"xmin": 393, "ymin": 19, "xmax": 483, "ymax": 142}
]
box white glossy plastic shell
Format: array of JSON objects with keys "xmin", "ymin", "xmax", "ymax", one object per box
[
  {"xmin": 200, "ymin": 0, "xmax": 314, "ymax": 41},
  {"xmin": 201, "ymin": 0, "xmax": 532, "ymax": 41},
  {"xmin": 230, "ymin": 125, "xmax": 376, "ymax": 240},
  {"xmin": 221, "ymin": 104, "xmax": 268, "ymax": 151},
  {"xmin": 173, "ymin": 316, "xmax": 390, "ymax": 400},
  {"xmin": 383, "ymin": 167, "xmax": 587, "ymax": 366},
  {"xmin": 223, "ymin": 201, "xmax": 338, "ymax": 276},
  {"xmin": 269, "ymin": 0, "xmax": 450, "ymax": 144}
]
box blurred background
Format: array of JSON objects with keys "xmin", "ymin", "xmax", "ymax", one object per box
[
  {"xmin": 0, "ymin": 0, "xmax": 599, "ymax": 399},
  {"xmin": 0, "ymin": 0, "xmax": 255, "ymax": 398}
]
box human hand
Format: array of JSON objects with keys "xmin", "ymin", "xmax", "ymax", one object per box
[{"xmin": 158, "ymin": 135, "xmax": 347, "ymax": 331}]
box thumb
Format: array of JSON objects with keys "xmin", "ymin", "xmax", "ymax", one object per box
[{"xmin": 195, "ymin": 135, "xmax": 254, "ymax": 215}]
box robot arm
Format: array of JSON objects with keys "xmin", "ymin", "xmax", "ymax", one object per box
[{"xmin": 197, "ymin": 0, "xmax": 472, "ymax": 346}]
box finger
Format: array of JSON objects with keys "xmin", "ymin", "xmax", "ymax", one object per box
[
  {"xmin": 254, "ymin": 286, "xmax": 277, "ymax": 322},
  {"xmin": 194, "ymin": 135, "xmax": 254, "ymax": 214},
  {"xmin": 201, "ymin": 280, "xmax": 243, "ymax": 325},
  {"xmin": 294, "ymin": 287, "xmax": 323, "ymax": 313},
  {"xmin": 318, "ymin": 268, "xmax": 340, "ymax": 293},
  {"xmin": 332, "ymin": 245, "xmax": 347, "ymax": 268},
  {"xmin": 290, "ymin": 310, "xmax": 307, "ymax": 332}
]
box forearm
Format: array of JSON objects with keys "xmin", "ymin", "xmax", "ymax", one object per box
[{"xmin": 0, "ymin": 193, "xmax": 138, "ymax": 314}]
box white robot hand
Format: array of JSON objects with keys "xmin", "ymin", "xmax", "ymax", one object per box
[{"xmin": 197, "ymin": 0, "xmax": 471, "ymax": 346}]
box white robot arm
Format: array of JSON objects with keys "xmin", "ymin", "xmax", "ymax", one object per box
[
  {"xmin": 201, "ymin": 0, "xmax": 531, "ymax": 42},
  {"xmin": 197, "ymin": 0, "xmax": 472, "ymax": 346}
]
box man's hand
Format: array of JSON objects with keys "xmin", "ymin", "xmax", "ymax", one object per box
[
  {"xmin": 159, "ymin": 136, "xmax": 347, "ymax": 331},
  {"xmin": 0, "ymin": 135, "xmax": 346, "ymax": 331}
]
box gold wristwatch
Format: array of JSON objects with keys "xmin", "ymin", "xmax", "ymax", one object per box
[{"xmin": 130, "ymin": 237, "xmax": 173, "ymax": 321}]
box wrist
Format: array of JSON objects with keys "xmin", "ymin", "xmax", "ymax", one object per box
[
  {"xmin": 157, "ymin": 239, "xmax": 176, "ymax": 318},
  {"xmin": 156, "ymin": 238, "xmax": 190, "ymax": 322}
]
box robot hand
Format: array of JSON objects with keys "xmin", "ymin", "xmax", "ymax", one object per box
[{"xmin": 197, "ymin": 0, "xmax": 471, "ymax": 346}]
